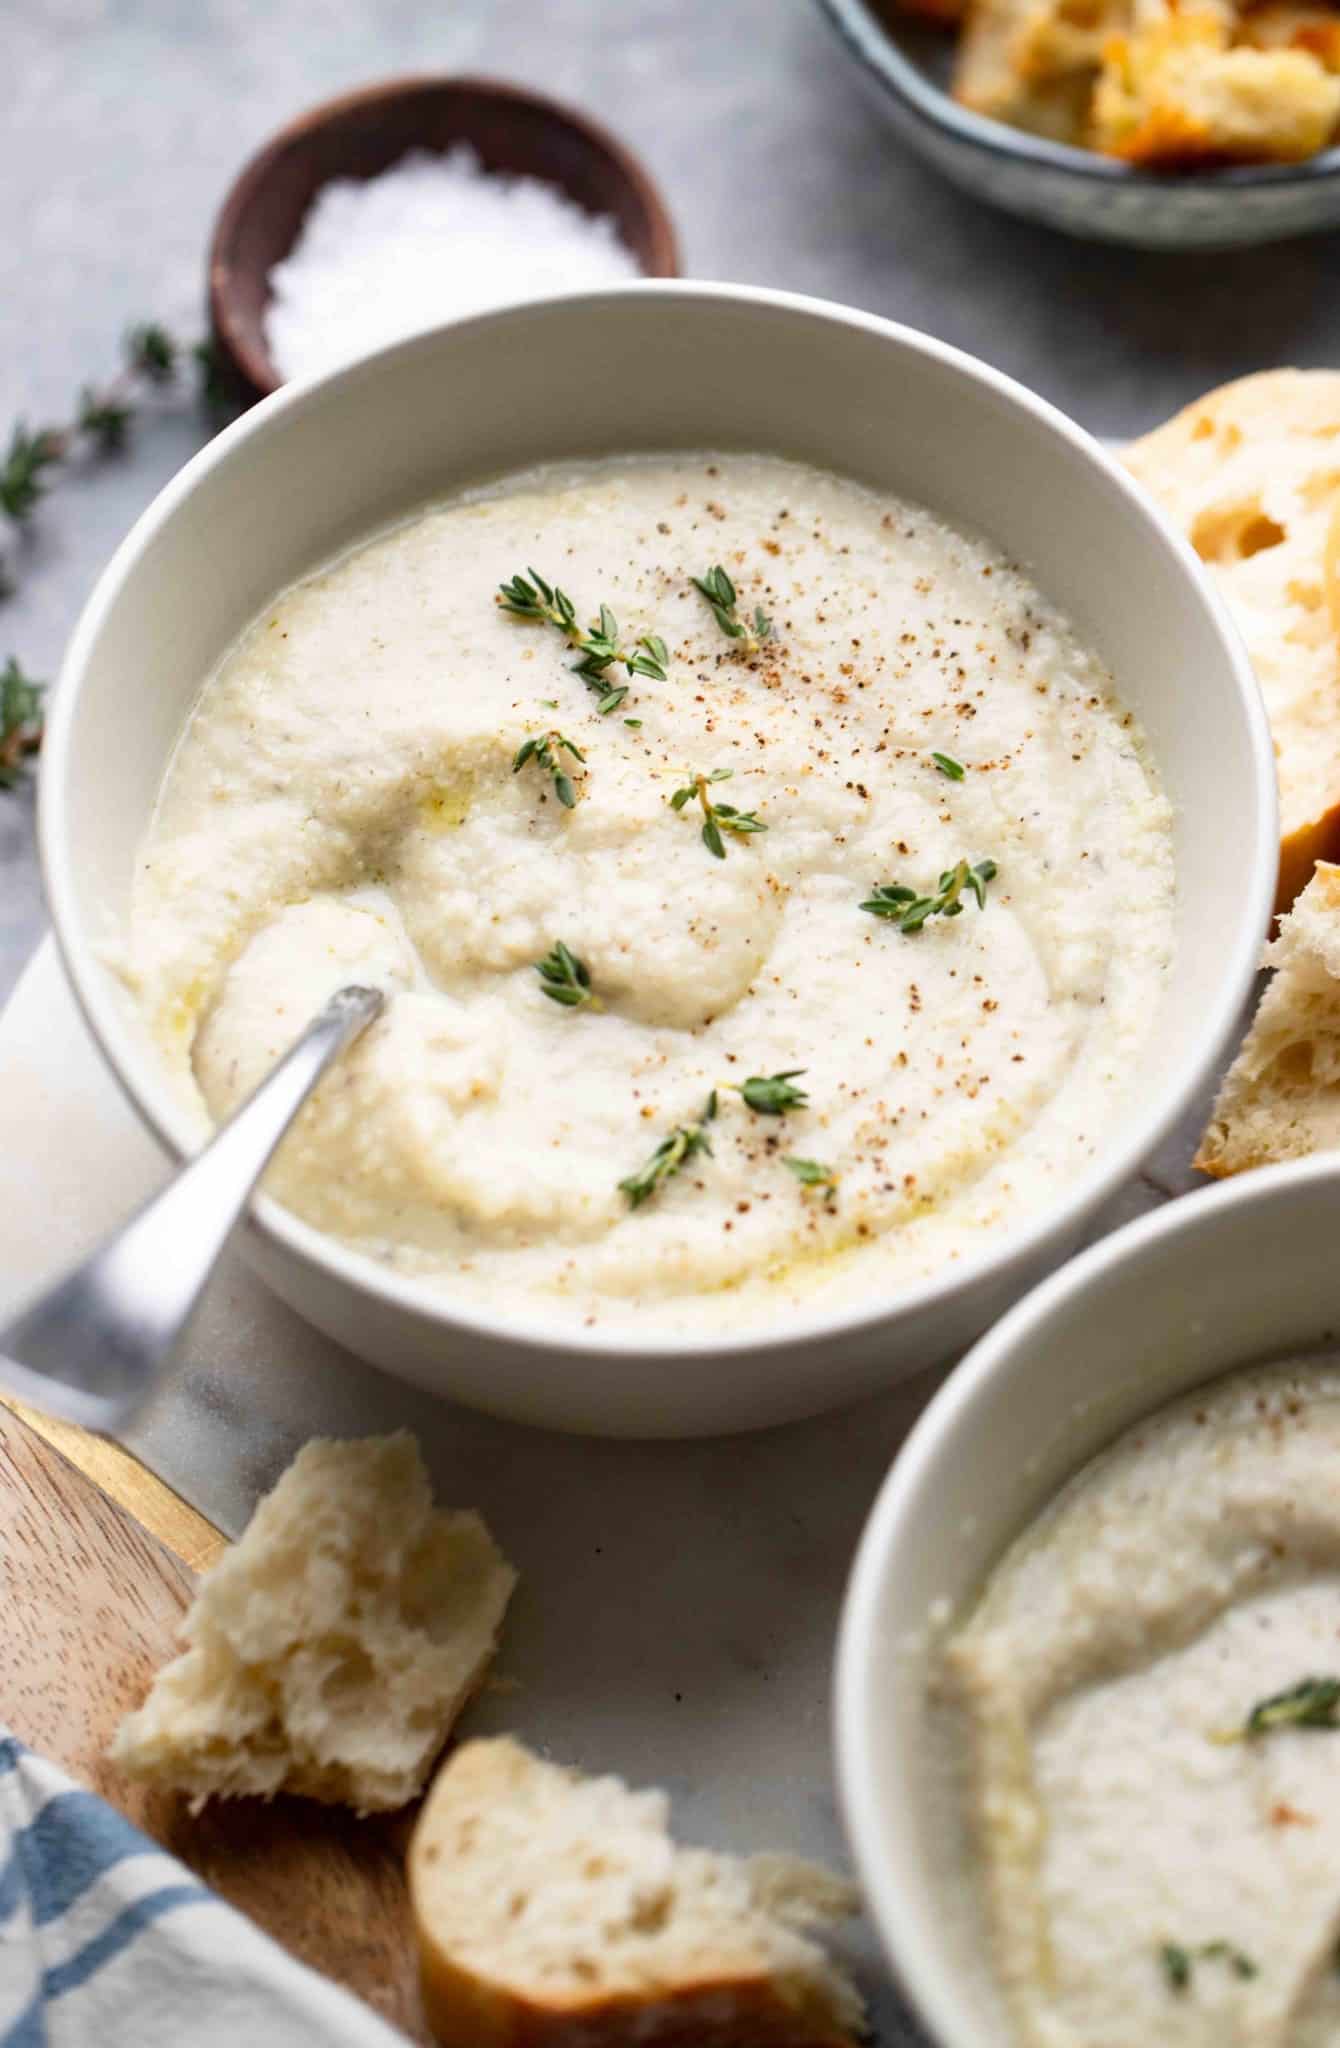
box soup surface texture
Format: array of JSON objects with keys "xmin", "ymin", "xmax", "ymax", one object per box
[{"xmin": 126, "ymin": 454, "xmax": 1174, "ymax": 1333}]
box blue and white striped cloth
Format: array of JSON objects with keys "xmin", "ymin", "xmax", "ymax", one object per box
[{"xmin": 0, "ymin": 1733, "xmax": 407, "ymax": 2045}]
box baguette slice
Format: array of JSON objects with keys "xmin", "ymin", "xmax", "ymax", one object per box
[
  {"xmin": 1239, "ymin": 3, "xmax": 1340, "ymax": 72},
  {"xmin": 1197, "ymin": 862, "xmax": 1340, "ymax": 1175},
  {"xmin": 1125, "ymin": 370, "xmax": 1340, "ymax": 909},
  {"xmin": 111, "ymin": 1432, "xmax": 516, "ymax": 1813},
  {"xmin": 408, "ymin": 1737, "xmax": 865, "ymax": 2048}
]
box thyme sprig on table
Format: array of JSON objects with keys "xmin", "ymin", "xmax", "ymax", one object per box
[
  {"xmin": 619, "ymin": 1092, "xmax": 718, "ymax": 1208},
  {"xmin": 2, "ymin": 324, "xmax": 223, "ymax": 546},
  {"xmin": 0, "ymin": 657, "xmax": 44, "ymax": 789},
  {"xmin": 1, "ymin": 323, "xmax": 227, "ymax": 778},
  {"xmin": 692, "ymin": 565, "xmax": 771, "ymax": 654},
  {"xmin": 669, "ymin": 767, "xmax": 767, "ymax": 859},
  {"xmin": 513, "ymin": 728, "xmax": 585, "ymax": 809},
  {"xmin": 861, "ymin": 857, "xmax": 998, "ymax": 933},
  {"xmin": 1243, "ymin": 1676, "xmax": 1340, "ymax": 1737},
  {"xmin": 733, "ymin": 1069, "xmax": 809, "ymax": 1115},
  {"xmin": 1160, "ymin": 1940, "xmax": 1257, "ymax": 1994},
  {"xmin": 498, "ymin": 569, "xmax": 668, "ymax": 715},
  {"xmin": 534, "ymin": 942, "xmax": 599, "ymax": 1010}
]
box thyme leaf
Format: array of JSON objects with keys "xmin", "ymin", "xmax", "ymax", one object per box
[
  {"xmin": 785, "ymin": 1155, "xmax": 838, "ymax": 1192},
  {"xmin": 1200, "ymin": 1942, "xmax": 1258, "ymax": 1980},
  {"xmin": 619, "ymin": 1092, "xmax": 718, "ymax": 1208},
  {"xmin": 0, "ymin": 423, "xmax": 64, "ymax": 524},
  {"xmin": 535, "ymin": 941, "xmax": 598, "ymax": 1010},
  {"xmin": 735, "ymin": 1069, "xmax": 808, "ymax": 1115},
  {"xmin": 499, "ymin": 568, "xmax": 668, "ymax": 713},
  {"xmin": 669, "ymin": 767, "xmax": 767, "ymax": 859},
  {"xmin": 1244, "ymin": 1676, "xmax": 1340, "ymax": 1737},
  {"xmin": 1160, "ymin": 1941, "xmax": 1257, "ymax": 1993},
  {"xmin": 692, "ymin": 564, "xmax": 771, "ymax": 654},
  {"xmin": 513, "ymin": 728, "xmax": 585, "ymax": 809},
  {"xmin": 861, "ymin": 858, "xmax": 998, "ymax": 933},
  {"xmin": 0, "ymin": 656, "xmax": 44, "ymax": 789},
  {"xmin": 931, "ymin": 751, "xmax": 965, "ymax": 781},
  {"xmin": 125, "ymin": 322, "xmax": 180, "ymax": 383}
]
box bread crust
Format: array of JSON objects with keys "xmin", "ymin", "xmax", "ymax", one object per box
[
  {"xmin": 408, "ymin": 1739, "xmax": 862, "ymax": 2048},
  {"xmin": 416, "ymin": 1947, "xmax": 860, "ymax": 2048},
  {"xmin": 1196, "ymin": 862, "xmax": 1340, "ymax": 1175}
]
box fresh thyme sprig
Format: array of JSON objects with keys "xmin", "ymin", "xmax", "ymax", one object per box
[
  {"xmin": 1, "ymin": 322, "xmax": 226, "ymax": 602},
  {"xmin": 498, "ymin": 568, "xmax": 668, "ymax": 715},
  {"xmin": 786, "ymin": 1156, "xmax": 838, "ymax": 1194},
  {"xmin": 619, "ymin": 1092, "xmax": 718, "ymax": 1208},
  {"xmin": 513, "ymin": 728, "xmax": 585, "ymax": 809},
  {"xmin": 669, "ymin": 767, "xmax": 767, "ymax": 859},
  {"xmin": 931, "ymin": 751, "xmax": 965, "ymax": 781},
  {"xmin": 1244, "ymin": 1676, "xmax": 1340, "ymax": 1737},
  {"xmin": 733, "ymin": 1070, "xmax": 808, "ymax": 1115},
  {"xmin": 535, "ymin": 942, "xmax": 599, "ymax": 1010},
  {"xmin": 861, "ymin": 858, "xmax": 998, "ymax": 933},
  {"xmin": 0, "ymin": 426, "xmax": 63, "ymax": 526},
  {"xmin": 1160, "ymin": 1940, "xmax": 1257, "ymax": 1993},
  {"xmin": 692, "ymin": 565, "xmax": 771, "ymax": 654},
  {"xmin": 0, "ymin": 657, "xmax": 44, "ymax": 789}
]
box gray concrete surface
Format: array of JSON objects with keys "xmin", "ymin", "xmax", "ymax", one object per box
[{"xmin": 2, "ymin": 6, "xmax": 1336, "ymax": 2037}]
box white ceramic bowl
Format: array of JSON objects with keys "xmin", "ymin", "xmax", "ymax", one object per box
[
  {"xmin": 837, "ymin": 1154, "xmax": 1340, "ymax": 2045},
  {"xmin": 40, "ymin": 283, "xmax": 1275, "ymax": 1438}
]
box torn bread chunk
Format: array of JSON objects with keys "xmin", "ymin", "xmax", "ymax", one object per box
[
  {"xmin": 952, "ymin": 0, "xmax": 1129, "ymax": 141},
  {"xmin": 1092, "ymin": 11, "xmax": 1340, "ymax": 163},
  {"xmin": 1238, "ymin": 2, "xmax": 1340, "ymax": 71},
  {"xmin": 1197, "ymin": 863, "xmax": 1340, "ymax": 1176},
  {"xmin": 111, "ymin": 1432, "xmax": 516, "ymax": 1813},
  {"xmin": 1124, "ymin": 369, "xmax": 1340, "ymax": 909},
  {"xmin": 408, "ymin": 1737, "xmax": 865, "ymax": 2048}
]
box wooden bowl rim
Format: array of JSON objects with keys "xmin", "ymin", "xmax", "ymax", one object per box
[{"xmin": 208, "ymin": 71, "xmax": 682, "ymax": 399}]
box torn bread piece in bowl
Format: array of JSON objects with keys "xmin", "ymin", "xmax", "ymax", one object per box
[
  {"xmin": 837, "ymin": 1150, "xmax": 1340, "ymax": 2048},
  {"xmin": 817, "ymin": 0, "xmax": 1340, "ymax": 247},
  {"xmin": 41, "ymin": 285, "xmax": 1273, "ymax": 1434}
]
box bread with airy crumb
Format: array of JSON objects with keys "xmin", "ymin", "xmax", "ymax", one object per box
[
  {"xmin": 1197, "ymin": 862, "xmax": 1340, "ymax": 1175},
  {"xmin": 111, "ymin": 1432, "xmax": 516, "ymax": 1813},
  {"xmin": 407, "ymin": 1737, "xmax": 865, "ymax": 2048},
  {"xmin": 1239, "ymin": 2, "xmax": 1340, "ymax": 72},
  {"xmin": 951, "ymin": 0, "xmax": 1128, "ymax": 144},
  {"xmin": 1092, "ymin": 11, "xmax": 1340, "ymax": 163},
  {"xmin": 1125, "ymin": 369, "xmax": 1340, "ymax": 909}
]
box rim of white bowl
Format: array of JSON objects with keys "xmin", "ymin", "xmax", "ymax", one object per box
[
  {"xmin": 39, "ymin": 280, "xmax": 1278, "ymax": 1365},
  {"xmin": 834, "ymin": 1148, "xmax": 1340, "ymax": 2047}
]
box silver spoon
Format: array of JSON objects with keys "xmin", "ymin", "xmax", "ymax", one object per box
[{"xmin": 0, "ymin": 984, "xmax": 384, "ymax": 1434}]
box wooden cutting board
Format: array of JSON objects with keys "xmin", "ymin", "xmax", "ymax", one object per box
[{"xmin": 0, "ymin": 1400, "xmax": 430, "ymax": 2043}]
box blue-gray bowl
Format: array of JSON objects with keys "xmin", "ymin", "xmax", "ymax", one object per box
[{"xmin": 816, "ymin": 0, "xmax": 1340, "ymax": 247}]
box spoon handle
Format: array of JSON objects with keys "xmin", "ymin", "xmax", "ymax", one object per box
[{"xmin": 0, "ymin": 984, "xmax": 384, "ymax": 1434}]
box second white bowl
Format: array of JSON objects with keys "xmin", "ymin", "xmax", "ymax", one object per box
[{"xmin": 837, "ymin": 1155, "xmax": 1340, "ymax": 2045}]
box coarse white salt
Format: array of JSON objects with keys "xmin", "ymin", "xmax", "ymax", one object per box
[{"xmin": 264, "ymin": 145, "xmax": 643, "ymax": 385}]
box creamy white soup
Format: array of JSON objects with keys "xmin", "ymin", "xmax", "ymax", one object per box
[{"xmin": 125, "ymin": 453, "xmax": 1174, "ymax": 1333}]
